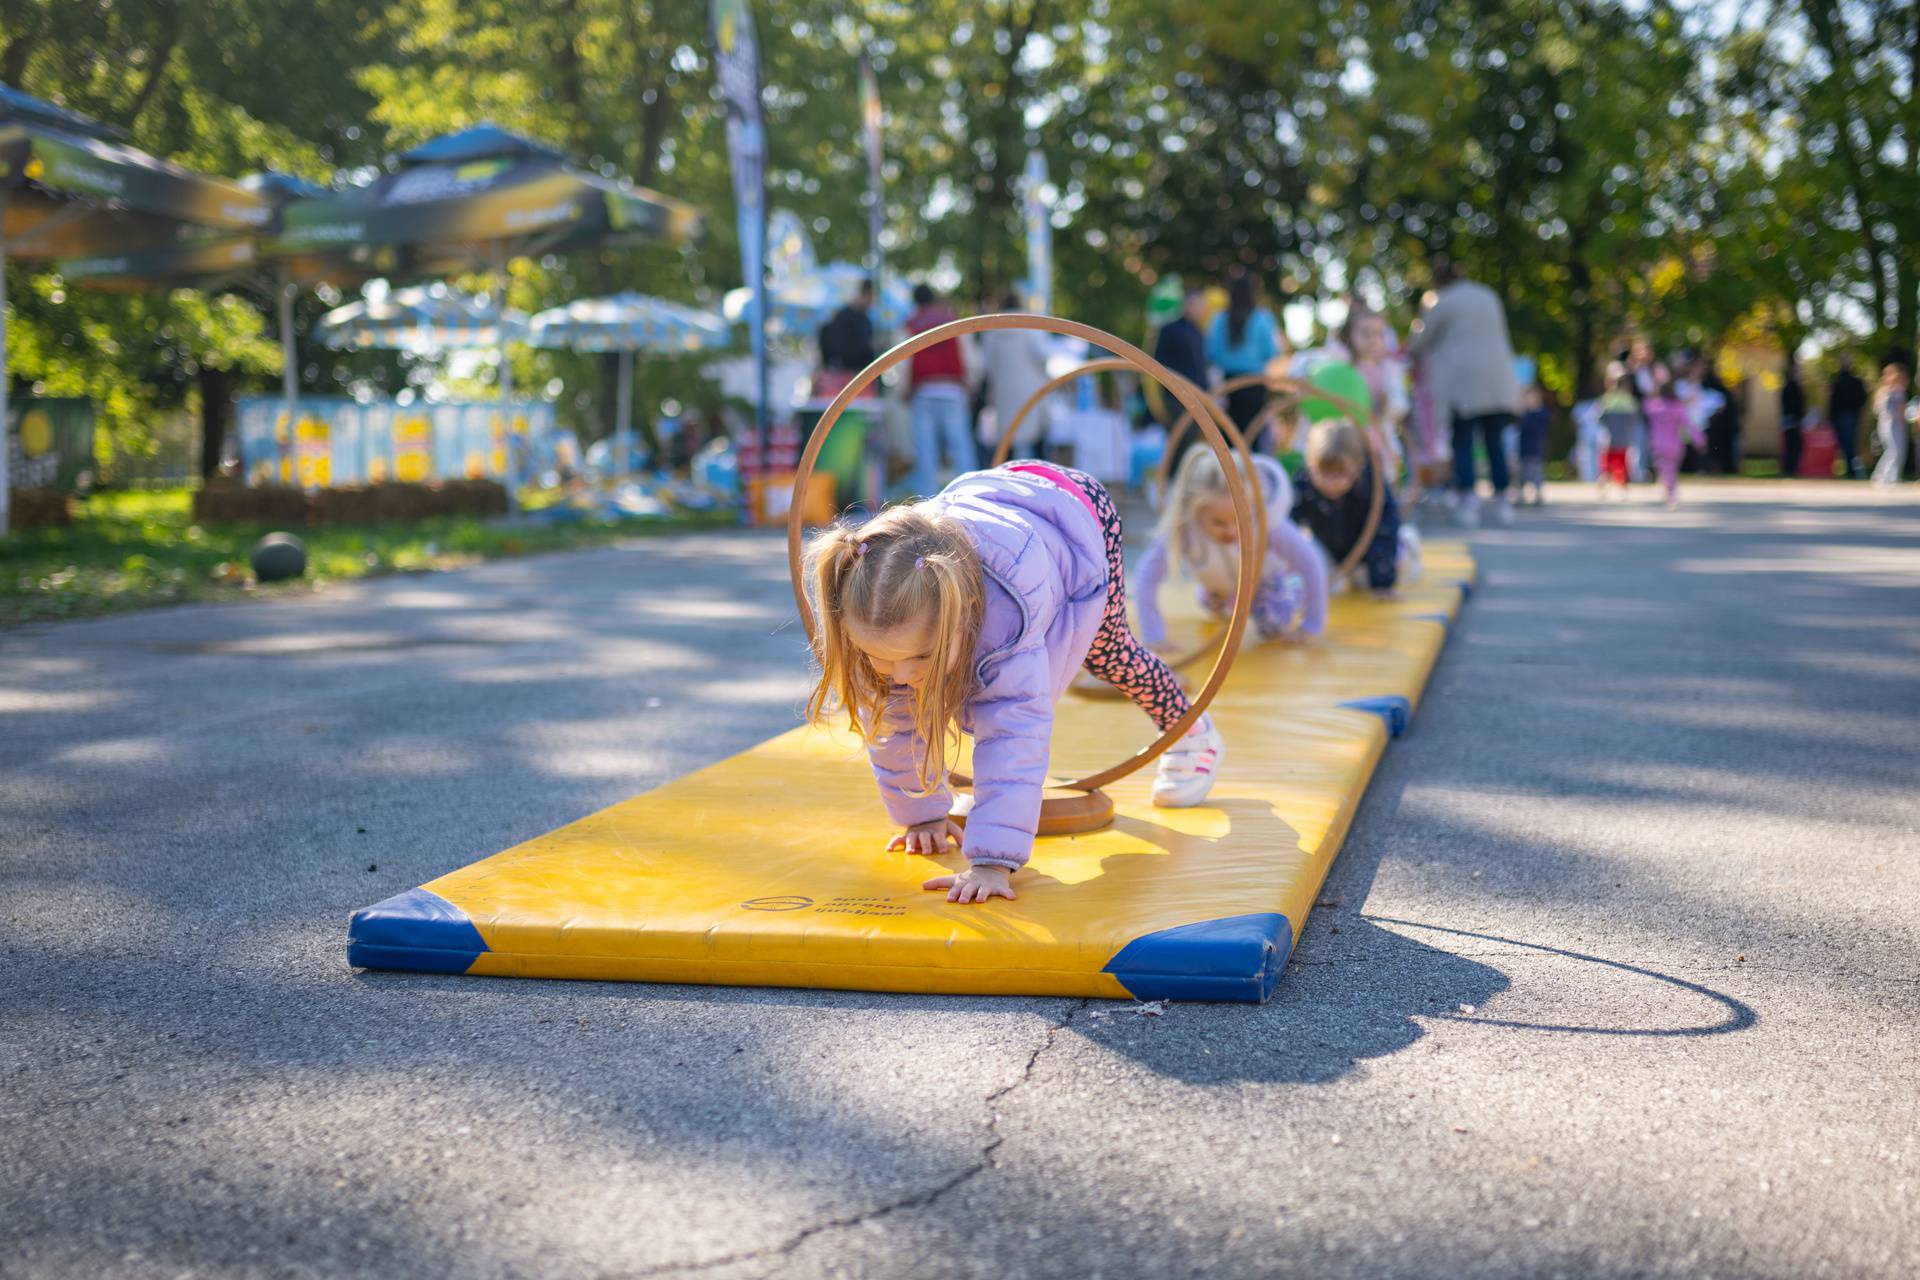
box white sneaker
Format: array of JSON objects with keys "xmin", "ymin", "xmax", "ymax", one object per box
[
  {"xmin": 1397, "ymin": 525, "xmax": 1424, "ymax": 585},
  {"xmin": 1454, "ymin": 493, "xmax": 1481, "ymax": 528},
  {"xmin": 1152, "ymin": 715, "xmax": 1224, "ymax": 808},
  {"xmin": 1490, "ymin": 495, "xmax": 1515, "ymax": 527}
]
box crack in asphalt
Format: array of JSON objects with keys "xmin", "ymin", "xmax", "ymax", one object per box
[{"xmin": 637, "ymin": 998, "xmax": 1092, "ymax": 1278}]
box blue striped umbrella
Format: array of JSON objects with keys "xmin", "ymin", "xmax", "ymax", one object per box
[
  {"xmin": 724, "ymin": 261, "xmax": 911, "ymax": 342},
  {"xmin": 526, "ymin": 292, "xmax": 730, "ymax": 478},
  {"xmin": 312, "ymin": 284, "xmax": 528, "ymax": 354},
  {"xmin": 526, "ymin": 292, "xmax": 728, "ymax": 354}
]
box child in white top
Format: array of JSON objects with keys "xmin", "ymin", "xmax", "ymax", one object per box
[
  {"xmin": 1873, "ymin": 362, "xmax": 1909, "ymax": 485},
  {"xmin": 1135, "ymin": 449, "xmax": 1330, "ymax": 648}
]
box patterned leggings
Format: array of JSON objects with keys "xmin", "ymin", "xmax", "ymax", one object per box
[{"xmin": 1007, "ymin": 462, "xmax": 1193, "ymax": 731}]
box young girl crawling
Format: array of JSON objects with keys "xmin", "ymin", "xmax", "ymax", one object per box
[
  {"xmin": 1136, "ymin": 448, "xmax": 1330, "ymax": 647},
  {"xmin": 804, "ymin": 461, "xmax": 1225, "ymax": 905}
]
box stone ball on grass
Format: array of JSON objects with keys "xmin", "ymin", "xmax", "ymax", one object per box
[{"xmin": 250, "ymin": 532, "xmax": 308, "ymax": 583}]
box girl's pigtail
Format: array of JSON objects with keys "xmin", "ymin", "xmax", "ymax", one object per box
[
  {"xmin": 905, "ymin": 547, "xmax": 983, "ymax": 791},
  {"xmin": 803, "ymin": 524, "xmax": 868, "ymax": 734}
]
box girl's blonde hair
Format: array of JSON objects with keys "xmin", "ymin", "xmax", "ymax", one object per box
[
  {"xmin": 802, "ymin": 504, "xmax": 985, "ymax": 794},
  {"xmin": 1304, "ymin": 418, "xmax": 1367, "ymax": 472},
  {"xmin": 1159, "ymin": 446, "xmax": 1268, "ymax": 547}
]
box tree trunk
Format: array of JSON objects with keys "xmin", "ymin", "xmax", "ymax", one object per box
[
  {"xmin": 635, "ymin": 83, "xmax": 671, "ymax": 187},
  {"xmin": 1902, "ymin": 1, "xmax": 1920, "ymax": 358},
  {"xmin": 619, "ymin": 0, "xmax": 671, "ymax": 186},
  {"xmin": 1, "ymin": 29, "xmax": 38, "ymax": 85},
  {"xmin": 1896, "ymin": 258, "xmax": 1916, "ymax": 364},
  {"xmin": 1568, "ymin": 227, "xmax": 1596, "ymax": 396},
  {"xmin": 197, "ymin": 365, "xmax": 231, "ymax": 481},
  {"xmin": 1803, "ymin": 0, "xmax": 1892, "ymax": 340},
  {"xmin": 968, "ymin": 0, "xmax": 1047, "ymax": 301},
  {"xmin": 122, "ymin": 1, "xmax": 183, "ymax": 129},
  {"xmin": 551, "ymin": 2, "xmax": 592, "ymax": 156}
]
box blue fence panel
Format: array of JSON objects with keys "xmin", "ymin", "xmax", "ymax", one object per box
[{"xmin": 235, "ymin": 396, "xmax": 560, "ymax": 489}]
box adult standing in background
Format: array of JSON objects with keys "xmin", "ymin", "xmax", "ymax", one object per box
[
  {"xmin": 1827, "ymin": 355, "xmax": 1868, "ymax": 479},
  {"xmin": 902, "ymin": 284, "xmax": 974, "ymax": 497},
  {"xmin": 1154, "ymin": 286, "xmax": 1211, "ymax": 470},
  {"xmin": 1407, "ymin": 256, "xmax": 1522, "ymax": 527},
  {"xmin": 1206, "ymin": 272, "xmax": 1283, "ymax": 445},
  {"xmin": 1701, "ymin": 357, "xmax": 1742, "ymax": 475},
  {"xmin": 818, "ymin": 279, "xmax": 876, "ymax": 379},
  {"xmin": 1779, "ymin": 359, "xmax": 1806, "ymax": 478},
  {"xmin": 1623, "ymin": 336, "xmax": 1659, "ymax": 482},
  {"xmin": 980, "ymin": 288, "xmax": 1057, "ymax": 458}
]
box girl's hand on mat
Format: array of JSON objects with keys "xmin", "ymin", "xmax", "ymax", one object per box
[
  {"xmin": 889, "ymin": 818, "xmax": 962, "ymax": 856},
  {"xmin": 924, "ymin": 864, "xmax": 1016, "ymax": 905}
]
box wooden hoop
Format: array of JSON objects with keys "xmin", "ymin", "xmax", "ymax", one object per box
[
  {"xmin": 987, "ymin": 359, "xmax": 1267, "ymax": 682},
  {"xmin": 1162, "ymin": 373, "xmax": 1386, "ymax": 585},
  {"xmin": 988, "ymin": 356, "xmax": 1134, "ymax": 468},
  {"xmin": 787, "ymin": 314, "xmax": 1259, "ymax": 815}
]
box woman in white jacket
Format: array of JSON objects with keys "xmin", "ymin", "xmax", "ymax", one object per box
[{"xmin": 979, "ymin": 290, "xmax": 1060, "ymax": 455}]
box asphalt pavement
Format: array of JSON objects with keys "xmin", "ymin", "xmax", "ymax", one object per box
[{"xmin": 3, "ymin": 480, "xmax": 1916, "ymax": 1279}]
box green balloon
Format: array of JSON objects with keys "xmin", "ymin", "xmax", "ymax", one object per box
[
  {"xmin": 1302, "ymin": 361, "xmax": 1372, "ymax": 423},
  {"xmin": 1144, "ymin": 276, "xmax": 1184, "ymax": 328}
]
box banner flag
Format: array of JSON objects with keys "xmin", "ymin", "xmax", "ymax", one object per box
[
  {"xmin": 859, "ymin": 54, "xmax": 887, "ymax": 334},
  {"xmin": 1023, "ymin": 149, "xmax": 1052, "ymax": 315},
  {"xmin": 711, "ymin": 0, "xmax": 771, "ymax": 457}
]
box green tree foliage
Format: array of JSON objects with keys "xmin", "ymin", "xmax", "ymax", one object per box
[{"xmin": 3, "ymin": 0, "xmax": 1913, "ymax": 470}]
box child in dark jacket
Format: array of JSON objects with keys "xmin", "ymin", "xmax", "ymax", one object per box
[{"xmin": 1291, "ymin": 419, "xmax": 1420, "ymax": 597}]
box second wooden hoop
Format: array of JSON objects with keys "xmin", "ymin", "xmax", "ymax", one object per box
[{"xmin": 1161, "ymin": 372, "xmax": 1386, "ymax": 585}]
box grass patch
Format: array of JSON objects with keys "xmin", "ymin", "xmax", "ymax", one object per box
[{"xmin": 2, "ymin": 489, "xmax": 734, "ymax": 627}]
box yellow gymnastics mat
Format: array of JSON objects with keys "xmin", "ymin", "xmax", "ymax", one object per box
[{"xmin": 346, "ymin": 545, "xmax": 1475, "ymax": 1002}]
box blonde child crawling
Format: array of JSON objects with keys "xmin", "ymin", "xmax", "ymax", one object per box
[
  {"xmin": 805, "ymin": 461, "xmax": 1225, "ymax": 905},
  {"xmin": 1136, "ymin": 449, "xmax": 1330, "ymax": 648}
]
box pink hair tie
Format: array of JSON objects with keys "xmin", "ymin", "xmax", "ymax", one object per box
[
  {"xmin": 854, "ymin": 541, "xmax": 869, "ymax": 557},
  {"xmin": 914, "ymin": 556, "xmax": 926, "ymax": 570}
]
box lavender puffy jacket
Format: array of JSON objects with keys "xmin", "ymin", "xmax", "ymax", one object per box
[{"xmin": 867, "ymin": 467, "xmax": 1109, "ymax": 870}]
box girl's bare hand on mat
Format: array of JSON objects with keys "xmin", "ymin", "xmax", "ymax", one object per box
[
  {"xmin": 888, "ymin": 818, "xmax": 962, "ymax": 856},
  {"xmin": 923, "ymin": 864, "xmax": 1016, "ymax": 905}
]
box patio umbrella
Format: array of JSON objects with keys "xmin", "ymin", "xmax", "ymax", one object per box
[
  {"xmin": 272, "ymin": 123, "xmax": 701, "ymax": 510},
  {"xmin": 54, "ymin": 172, "xmax": 363, "ymax": 453},
  {"xmin": 0, "ymin": 84, "xmax": 272, "ymax": 257},
  {"xmin": 525, "ymin": 292, "xmax": 729, "ymax": 478},
  {"xmin": 274, "ymin": 125, "xmax": 700, "ymax": 268},
  {"xmin": 313, "ymin": 283, "xmax": 527, "ymax": 355},
  {"xmin": 0, "ymin": 83, "xmax": 274, "ymax": 533},
  {"xmin": 723, "ymin": 260, "xmax": 910, "ymax": 345}
]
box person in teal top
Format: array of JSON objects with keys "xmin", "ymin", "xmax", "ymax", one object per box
[{"xmin": 1206, "ymin": 273, "xmax": 1286, "ymax": 445}]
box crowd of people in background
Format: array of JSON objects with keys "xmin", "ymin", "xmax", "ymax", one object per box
[{"xmin": 793, "ymin": 263, "xmax": 1917, "ymax": 520}]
